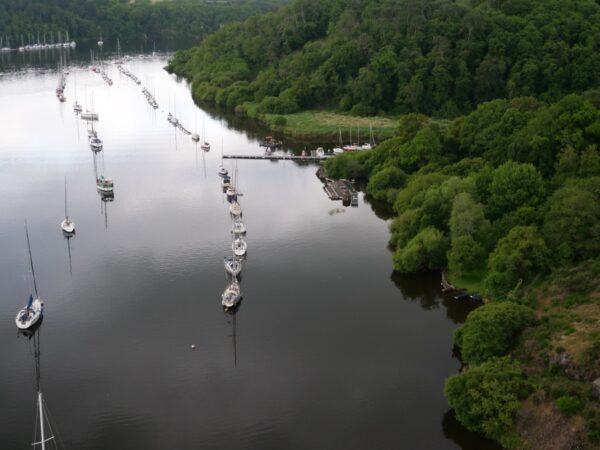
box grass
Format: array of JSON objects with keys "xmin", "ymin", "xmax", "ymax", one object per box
[
  {"xmin": 449, "ymin": 270, "xmax": 486, "ymax": 295},
  {"xmin": 261, "ymin": 110, "xmax": 398, "ymax": 141}
]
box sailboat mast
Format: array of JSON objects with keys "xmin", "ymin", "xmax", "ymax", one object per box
[
  {"xmin": 25, "ymin": 221, "xmax": 39, "ymax": 299},
  {"xmin": 38, "ymin": 392, "xmax": 46, "ymax": 450},
  {"xmin": 64, "ymin": 177, "xmax": 68, "ymax": 219}
]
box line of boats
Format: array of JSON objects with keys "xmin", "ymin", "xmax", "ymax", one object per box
[
  {"xmin": 221, "ymin": 160, "xmax": 247, "ymax": 311},
  {"xmin": 0, "ymin": 32, "xmax": 76, "ymax": 52}
]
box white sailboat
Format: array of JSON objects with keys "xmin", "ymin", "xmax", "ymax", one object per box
[
  {"xmin": 60, "ymin": 178, "xmax": 75, "ymax": 234},
  {"xmin": 232, "ymin": 237, "xmax": 247, "ymax": 257},
  {"xmin": 229, "ymin": 201, "xmax": 242, "ymax": 217},
  {"xmin": 32, "ymin": 391, "xmax": 57, "ymax": 449},
  {"xmin": 200, "ymin": 115, "xmax": 210, "ymax": 150},
  {"xmin": 96, "ymin": 175, "xmax": 114, "ymax": 192},
  {"xmin": 218, "ymin": 139, "xmax": 228, "ymax": 176},
  {"xmin": 224, "ymin": 256, "xmax": 242, "ymax": 276},
  {"xmin": 231, "ymin": 219, "xmax": 246, "ymax": 235},
  {"xmin": 15, "ymin": 222, "xmax": 44, "ymax": 330},
  {"xmin": 221, "ymin": 280, "xmax": 242, "ymax": 310}
]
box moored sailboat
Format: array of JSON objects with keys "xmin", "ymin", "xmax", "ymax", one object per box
[
  {"xmin": 15, "ymin": 222, "xmax": 44, "ymax": 330},
  {"xmin": 60, "ymin": 177, "xmax": 75, "ymax": 234}
]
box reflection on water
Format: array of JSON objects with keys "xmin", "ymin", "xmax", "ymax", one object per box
[{"xmin": 0, "ymin": 51, "xmax": 495, "ymax": 450}]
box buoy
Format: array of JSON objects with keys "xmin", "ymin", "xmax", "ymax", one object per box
[{"xmin": 190, "ymin": 344, "xmax": 196, "ymax": 349}]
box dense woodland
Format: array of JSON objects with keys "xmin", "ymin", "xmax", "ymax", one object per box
[
  {"xmin": 0, "ymin": 0, "xmax": 286, "ymax": 47},
  {"xmin": 168, "ymin": 0, "xmax": 600, "ymax": 117}
]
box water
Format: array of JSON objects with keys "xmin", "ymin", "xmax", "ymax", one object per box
[{"xmin": 0, "ymin": 50, "xmax": 498, "ymax": 449}]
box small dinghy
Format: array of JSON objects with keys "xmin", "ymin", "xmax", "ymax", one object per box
[
  {"xmin": 229, "ymin": 201, "xmax": 242, "ymax": 217},
  {"xmin": 191, "ymin": 133, "xmax": 200, "ymax": 142},
  {"xmin": 231, "ymin": 219, "xmax": 246, "ymax": 235},
  {"xmin": 224, "ymin": 256, "xmax": 242, "ymax": 276},
  {"xmin": 232, "ymin": 237, "xmax": 247, "ymax": 257},
  {"xmin": 222, "ymin": 281, "xmax": 242, "ymax": 310}
]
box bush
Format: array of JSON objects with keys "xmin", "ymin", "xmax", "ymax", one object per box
[
  {"xmin": 445, "ymin": 357, "xmax": 531, "ymax": 447},
  {"xmin": 555, "ymin": 396, "xmax": 584, "ymax": 416},
  {"xmin": 393, "ymin": 227, "xmax": 449, "ymax": 273},
  {"xmin": 485, "ymin": 226, "xmax": 549, "ymax": 298},
  {"xmin": 454, "ymin": 302, "xmax": 535, "ymax": 365},
  {"xmin": 366, "ymin": 166, "xmax": 408, "ymax": 201}
]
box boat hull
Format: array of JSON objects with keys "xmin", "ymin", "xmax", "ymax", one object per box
[
  {"xmin": 61, "ymin": 219, "xmax": 75, "ymax": 234},
  {"xmin": 15, "ymin": 299, "xmax": 43, "ymax": 330}
]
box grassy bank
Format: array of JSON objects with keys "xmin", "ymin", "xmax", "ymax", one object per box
[{"xmin": 260, "ymin": 110, "xmax": 398, "ymax": 141}]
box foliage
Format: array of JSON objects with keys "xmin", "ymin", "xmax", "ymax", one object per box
[
  {"xmin": 365, "ymin": 166, "xmax": 407, "ymax": 202},
  {"xmin": 0, "ymin": 0, "xmax": 285, "ymax": 47},
  {"xmin": 454, "ymin": 302, "xmax": 535, "ymax": 365},
  {"xmin": 543, "ymin": 178, "xmax": 600, "ymax": 266},
  {"xmin": 485, "ymin": 226, "xmax": 549, "ymax": 298},
  {"xmin": 555, "ymin": 396, "xmax": 585, "ymax": 417},
  {"xmin": 392, "ymin": 227, "xmax": 448, "ymax": 273},
  {"xmin": 445, "ymin": 357, "xmax": 531, "ymax": 447},
  {"xmin": 168, "ymin": 0, "xmax": 600, "ymax": 117}
]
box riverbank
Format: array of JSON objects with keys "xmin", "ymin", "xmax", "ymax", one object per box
[{"xmin": 246, "ymin": 107, "xmax": 398, "ymax": 141}]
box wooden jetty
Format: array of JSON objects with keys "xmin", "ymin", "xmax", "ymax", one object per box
[{"xmin": 223, "ymin": 154, "xmax": 330, "ymax": 161}]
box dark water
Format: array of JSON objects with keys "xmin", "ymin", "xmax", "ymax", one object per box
[{"xmin": 0, "ymin": 50, "xmax": 499, "ymax": 449}]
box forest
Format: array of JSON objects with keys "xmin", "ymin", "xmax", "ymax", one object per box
[
  {"xmin": 0, "ymin": 0, "xmax": 286, "ymax": 48},
  {"xmin": 167, "ymin": 0, "xmax": 600, "ymax": 118}
]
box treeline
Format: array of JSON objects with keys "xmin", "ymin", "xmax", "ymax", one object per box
[
  {"xmin": 168, "ymin": 0, "xmax": 600, "ymax": 117},
  {"xmin": 0, "ymin": 0, "xmax": 286, "ymax": 47},
  {"xmin": 325, "ymin": 92, "xmax": 600, "ymax": 447}
]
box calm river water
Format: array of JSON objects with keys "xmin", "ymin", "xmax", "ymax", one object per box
[{"xmin": 0, "ymin": 48, "xmax": 498, "ymax": 449}]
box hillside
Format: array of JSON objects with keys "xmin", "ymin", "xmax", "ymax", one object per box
[
  {"xmin": 0, "ymin": 0, "xmax": 287, "ymax": 47},
  {"xmin": 168, "ymin": 0, "xmax": 600, "ymax": 117}
]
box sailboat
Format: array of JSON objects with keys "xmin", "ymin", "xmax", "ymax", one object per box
[
  {"xmin": 333, "ymin": 128, "xmax": 344, "ymax": 154},
  {"xmin": 232, "ymin": 237, "xmax": 247, "ymax": 257},
  {"xmin": 231, "ymin": 219, "xmax": 246, "ymax": 235},
  {"xmin": 218, "ymin": 139, "xmax": 228, "ymax": 176},
  {"xmin": 97, "ymin": 33, "xmax": 104, "ymax": 48},
  {"xmin": 221, "ymin": 279, "xmax": 242, "ymax": 310},
  {"xmin": 96, "ymin": 175, "xmax": 114, "ymax": 193},
  {"xmin": 15, "ymin": 222, "xmax": 44, "ymax": 330},
  {"xmin": 61, "ymin": 178, "xmax": 75, "ymax": 234},
  {"xmin": 200, "ymin": 115, "xmax": 210, "ymax": 150},
  {"xmin": 224, "ymin": 256, "xmax": 242, "ymax": 276},
  {"xmin": 73, "ymin": 72, "xmax": 82, "ymax": 113},
  {"xmin": 229, "ymin": 201, "xmax": 242, "ymax": 217}
]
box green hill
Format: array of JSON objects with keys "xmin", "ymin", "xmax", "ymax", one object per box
[
  {"xmin": 0, "ymin": 0, "xmax": 287, "ymax": 47},
  {"xmin": 168, "ymin": 0, "xmax": 600, "ymax": 117}
]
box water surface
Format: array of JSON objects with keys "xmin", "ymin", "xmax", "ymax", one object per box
[{"xmin": 0, "ymin": 50, "xmax": 498, "ymax": 449}]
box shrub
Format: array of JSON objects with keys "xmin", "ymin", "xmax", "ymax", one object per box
[
  {"xmin": 454, "ymin": 302, "xmax": 535, "ymax": 365},
  {"xmin": 555, "ymin": 396, "xmax": 584, "ymax": 416},
  {"xmin": 445, "ymin": 357, "xmax": 531, "ymax": 447}
]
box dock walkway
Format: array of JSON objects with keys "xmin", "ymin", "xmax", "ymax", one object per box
[{"xmin": 223, "ymin": 154, "xmax": 329, "ymax": 161}]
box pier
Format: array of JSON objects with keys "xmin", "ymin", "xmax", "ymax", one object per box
[{"xmin": 223, "ymin": 154, "xmax": 330, "ymax": 161}]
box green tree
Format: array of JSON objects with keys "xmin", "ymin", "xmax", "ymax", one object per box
[
  {"xmin": 543, "ymin": 181, "xmax": 600, "ymax": 266},
  {"xmin": 487, "ymin": 161, "xmax": 545, "ymax": 219},
  {"xmin": 485, "ymin": 226, "xmax": 549, "ymax": 298},
  {"xmin": 393, "ymin": 227, "xmax": 449, "ymax": 273},
  {"xmin": 445, "ymin": 357, "xmax": 531, "ymax": 447},
  {"xmin": 454, "ymin": 302, "xmax": 535, "ymax": 365}
]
